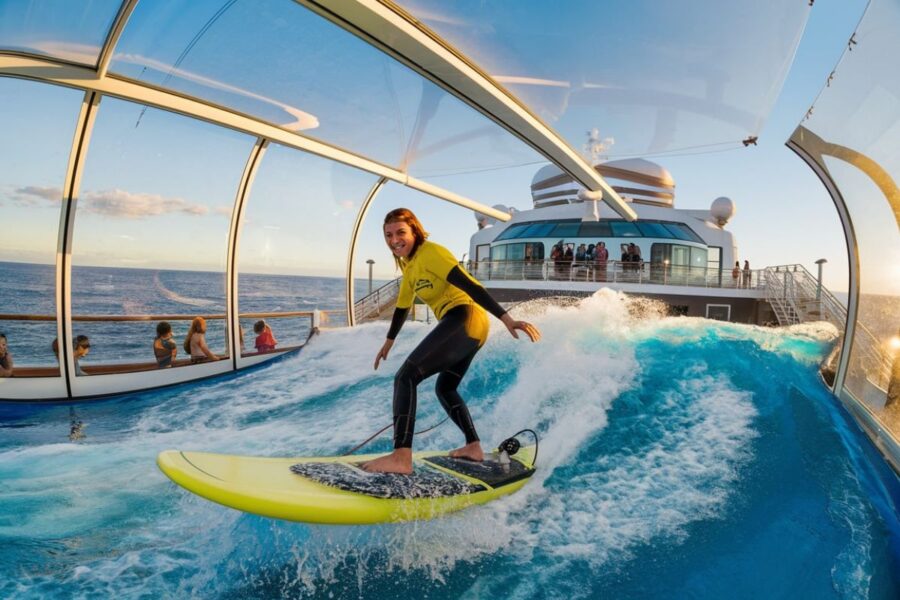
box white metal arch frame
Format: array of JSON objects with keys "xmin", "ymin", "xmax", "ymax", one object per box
[
  {"xmin": 228, "ymin": 139, "xmax": 269, "ymax": 370},
  {"xmin": 0, "ymin": 55, "xmax": 510, "ymax": 223},
  {"xmin": 298, "ymin": 0, "xmax": 637, "ymax": 221},
  {"xmin": 346, "ymin": 177, "xmax": 390, "ymax": 327}
]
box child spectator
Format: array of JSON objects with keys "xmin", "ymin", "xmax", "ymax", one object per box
[
  {"xmin": 153, "ymin": 321, "xmax": 178, "ymax": 368},
  {"xmin": 184, "ymin": 317, "xmax": 219, "ymax": 364},
  {"xmin": 254, "ymin": 320, "xmax": 278, "ymax": 353},
  {"xmin": 73, "ymin": 335, "xmax": 91, "ymax": 376},
  {"xmin": 0, "ymin": 332, "xmax": 13, "ymax": 377}
]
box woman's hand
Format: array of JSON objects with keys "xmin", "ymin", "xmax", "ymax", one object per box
[
  {"xmin": 374, "ymin": 338, "xmax": 394, "ymax": 370},
  {"xmin": 501, "ymin": 313, "xmax": 541, "ymax": 342}
]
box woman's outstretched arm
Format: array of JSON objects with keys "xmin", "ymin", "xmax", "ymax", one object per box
[{"xmin": 447, "ymin": 267, "xmax": 541, "ymax": 342}]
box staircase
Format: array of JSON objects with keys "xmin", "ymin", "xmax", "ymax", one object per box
[
  {"xmin": 353, "ymin": 277, "xmax": 401, "ymax": 324},
  {"xmin": 763, "ymin": 264, "xmax": 845, "ymax": 329}
]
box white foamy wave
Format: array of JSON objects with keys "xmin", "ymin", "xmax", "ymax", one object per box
[{"xmin": 502, "ymin": 368, "xmax": 758, "ymax": 595}]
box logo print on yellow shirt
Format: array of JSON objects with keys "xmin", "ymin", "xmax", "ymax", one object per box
[{"xmin": 415, "ymin": 278, "xmax": 434, "ymax": 292}]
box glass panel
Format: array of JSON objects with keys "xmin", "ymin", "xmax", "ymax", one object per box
[
  {"xmin": 0, "ymin": 0, "xmax": 122, "ymax": 66},
  {"xmin": 0, "ymin": 78, "xmax": 82, "ymax": 378},
  {"xmin": 550, "ymin": 222, "xmax": 580, "ymax": 237},
  {"xmin": 796, "ymin": 1, "xmax": 900, "ymax": 435},
  {"xmin": 111, "ymin": 0, "xmax": 540, "ymax": 174},
  {"xmin": 237, "ymin": 144, "xmax": 378, "ymax": 354},
  {"xmin": 526, "ymin": 242, "xmax": 545, "ymax": 260},
  {"xmin": 70, "ymin": 98, "xmax": 254, "ymax": 375},
  {"xmin": 635, "ymin": 221, "xmax": 671, "ymax": 238},
  {"xmin": 507, "ymin": 243, "xmax": 525, "ymax": 261},
  {"xmin": 519, "ymin": 222, "xmax": 554, "ymax": 238},
  {"xmin": 662, "ymin": 223, "xmax": 693, "ymax": 241},
  {"xmin": 610, "ymin": 221, "xmax": 641, "ymax": 237},
  {"xmin": 690, "ymin": 246, "xmax": 708, "ymax": 268},
  {"xmin": 496, "ymin": 223, "xmax": 530, "ymax": 241},
  {"xmin": 396, "ymin": 0, "xmax": 808, "ymax": 157},
  {"xmin": 672, "ymin": 245, "xmax": 690, "ymax": 266},
  {"xmin": 650, "ymin": 244, "xmax": 670, "ymax": 264},
  {"xmin": 578, "ymin": 221, "xmax": 612, "ymax": 237},
  {"xmin": 491, "ymin": 245, "xmax": 507, "ymax": 261},
  {"xmin": 673, "ymin": 223, "xmax": 704, "ymax": 243}
]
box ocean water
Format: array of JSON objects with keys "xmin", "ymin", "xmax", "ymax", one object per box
[
  {"xmin": 0, "ymin": 261, "xmax": 385, "ymax": 367},
  {"xmin": 0, "ymin": 290, "xmax": 899, "ymax": 598}
]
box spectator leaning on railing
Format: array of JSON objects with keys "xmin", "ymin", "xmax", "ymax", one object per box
[{"xmin": 0, "ymin": 332, "xmax": 13, "ymax": 377}]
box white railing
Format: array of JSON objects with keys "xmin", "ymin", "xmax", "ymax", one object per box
[
  {"xmin": 763, "ymin": 264, "xmax": 846, "ymax": 329},
  {"xmin": 763, "ymin": 264, "xmax": 893, "ymax": 391},
  {"xmin": 466, "ymin": 259, "xmax": 765, "ymax": 290},
  {"xmin": 353, "ymin": 277, "xmax": 401, "ymax": 323}
]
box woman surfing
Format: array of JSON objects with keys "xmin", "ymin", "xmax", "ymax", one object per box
[{"xmin": 364, "ymin": 208, "xmax": 541, "ymax": 474}]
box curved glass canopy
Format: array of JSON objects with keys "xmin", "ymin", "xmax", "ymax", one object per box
[
  {"xmin": 788, "ymin": 0, "xmax": 900, "ymax": 460},
  {"xmin": 0, "ymin": 0, "xmax": 122, "ymax": 66},
  {"xmin": 109, "ymin": 0, "xmax": 543, "ymax": 175},
  {"xmin": 395, "ymin": 0, "xmax": 809, "ymax": 158}
]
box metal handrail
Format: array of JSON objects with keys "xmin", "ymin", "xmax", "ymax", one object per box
[
  {"xmin": 763, "ymin": 264, "xmax": 847, "ymax": 329},
  {"xmin": 465, "ymin": 259, "xmax": 765, "ymax": 290},
  {"xmin": 0, "ymin": 310, "xmax": 344, "ymax": 323},
  {"xmin": 354, "ymin": 277, "xmax": 401, "ymax": 321},
  {"xmin": 762, "ymin": 265, "xmax": 893, "ymax": 391}
]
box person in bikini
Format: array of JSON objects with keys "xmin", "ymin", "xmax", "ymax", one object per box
[
  {"xmin": 364, "ymin": 208, "xmax": 541, "ymax": 474},
  {"xmin": 184, "ymin": 317, "xmax": 219, "ymax": 364},
  {"xmin": 153, "ymin": 321, "xmax": 178, "ymax": 368}
]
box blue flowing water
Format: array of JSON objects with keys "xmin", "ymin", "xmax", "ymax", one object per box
[{"xmin": 1, "ymin": 290, "xmax": 899, "ymax": 598}]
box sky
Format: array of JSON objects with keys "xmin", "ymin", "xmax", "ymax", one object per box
[{"xmin": 0, "ymin": 0, "xmax": 892, "ymax": 296}]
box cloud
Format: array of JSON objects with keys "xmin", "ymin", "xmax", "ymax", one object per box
[
  {"xmin": 82, "ymin": 189, "xmax": 209, "ymax": 218},
  {"xmin": 11, "ymin": 186, "xmax": 220, "ymax": 219},
  {"xmin": 9, "ymin": 185, "xmax": 62, "ymax": 205}
]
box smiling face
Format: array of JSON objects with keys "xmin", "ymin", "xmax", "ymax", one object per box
[{"xmin": 384, "ymin": 220, "xmax": 417, "ymax": 259}]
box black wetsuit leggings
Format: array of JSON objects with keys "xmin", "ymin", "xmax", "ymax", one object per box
[{"xmin": 393, "ymin": 304, "xmax": 488, "ymax": 449}]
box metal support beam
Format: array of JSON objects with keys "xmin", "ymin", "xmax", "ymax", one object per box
[
  {"xmin": 0, "ymin": 55, "xmax": 510, "ymax": 222},
  {"xmin": 787, "ymin": 125, "xmax": 861, "ymax": 392},
  {"xmin": 59, "ymin": 91, "xmax": 102, "ymax": 398},
  {"xmin": 346, "ymin": 177, "xmax": 389, "ymax": 326},
  {"xmin": 228, "ymin": 139, "xmax": 269, "ymax": 369},
  {"xmin": 298, "ymin": 0, "xmax": 636, "ymax": 221}
]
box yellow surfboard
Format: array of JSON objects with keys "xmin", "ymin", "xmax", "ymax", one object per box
[{"xmin": 157, "ymin": 444, "xmax": 536, "ymax": 525}]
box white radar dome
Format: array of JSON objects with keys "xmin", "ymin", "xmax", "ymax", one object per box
[{"xmin": 710, "ymin": 196, "xmax": 736, "ymax": 227}]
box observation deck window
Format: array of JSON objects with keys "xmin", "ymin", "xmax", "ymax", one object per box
[
  {"xmin": 610, "ymin": 221, "xmax": 641, "ymax": 237},
  {"xmin": 578, "ymin": 221, "xmax": 613, "ymax": 237},
  {"xmin": 550, "ymin": 222, "xmax": 581, "ymax": 237}
]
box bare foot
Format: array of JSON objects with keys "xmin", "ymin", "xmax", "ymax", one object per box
[
  {"xmin": 449, "ymin": 441, "xmax": 483, "ymax": 462},
  {"xmin": 362, "ymin": 449, "xmax": 413, "ymax": 474}
]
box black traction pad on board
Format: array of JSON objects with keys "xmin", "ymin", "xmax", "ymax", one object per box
[
  {"xmin": 423, "ymin": 454, "xmax": 534, "ymax": 488},
  {"xmin": 289, "ymin": 461, "xmax": 486, "ymax": 499}
]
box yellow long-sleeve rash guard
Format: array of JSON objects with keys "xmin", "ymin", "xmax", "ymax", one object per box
[{"xmin": 396, "ymin": 241, "xmax": 481, "ymax": 320}]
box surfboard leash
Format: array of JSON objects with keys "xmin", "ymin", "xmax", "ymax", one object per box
[
  {"xmin": 501, "ymin": 428, "xmax": 539, "ymax": 466},
  {"xmin": 341, "ymin": 416, "xmax": 450, "ymax": 456}
]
